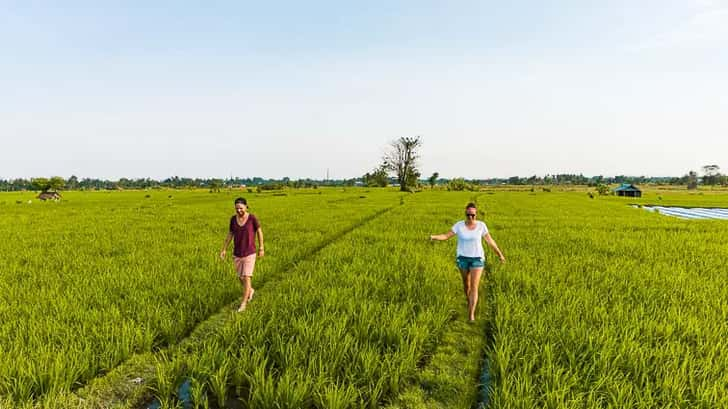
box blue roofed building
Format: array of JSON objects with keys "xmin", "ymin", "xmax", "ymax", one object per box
[{"xmin": 613, "ymin": 183, "xmax": 642, "ymax": 198}]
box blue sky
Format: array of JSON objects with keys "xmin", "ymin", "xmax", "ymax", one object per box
[{"xmin": 1, "ymin": 1, "xmax": 727, "ymax": 179}]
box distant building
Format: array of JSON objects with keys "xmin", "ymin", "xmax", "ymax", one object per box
[
  {"xmin": 613, "ymin": 183, "xmax": 642, "ymax": 198},
  {"xmin": 37, "ymin": 191, "xmax": 61, "ymax": 201}
]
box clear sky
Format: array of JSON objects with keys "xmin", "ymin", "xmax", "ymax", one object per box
[{"xmin": 1, "ymin": 0, "xmax": 727, "ymax": 180}]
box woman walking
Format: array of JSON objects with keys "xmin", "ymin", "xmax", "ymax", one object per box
[
  {"xmin": 220, "ymin": 197, "xmax": 264, "ymax": 312},
  {"xmin": 430, "ymin": 202, "xmax": 504, "ymax": 321}
]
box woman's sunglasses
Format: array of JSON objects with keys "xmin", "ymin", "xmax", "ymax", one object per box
[{"xmin": 466, "ymin": 213, "xmax": 476, "ymax": 217}]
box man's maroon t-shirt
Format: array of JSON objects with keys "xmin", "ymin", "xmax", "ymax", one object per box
[{"xmin": 229, "ymin": 214, "xmax": 260, "ymax": 257}]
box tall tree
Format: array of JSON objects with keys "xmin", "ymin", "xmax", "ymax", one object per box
[
  {"xmin": 428, "ymin": 172, "xmax": 439, "ymax": 189},
  {"xmin": 209, "ymin": 178, "xmax": 224, "ymax": 192},
  {"xmin": 383, "ymin": 136, "xmax": 422, "ymax": 192},
  {"xmin": 48, "ymin": 176, "xmax": 65, "ymax": 191},
  {"xmin": 702, "ymin": 164, "xmax": 721, "ymax": 185},
  {"xmin": 31, "ymin": 177, "xmax": 50, "ymax": 192},
  {"xmin": 66, "ymin": 175, "xmax": 79, "ymax": 190}
]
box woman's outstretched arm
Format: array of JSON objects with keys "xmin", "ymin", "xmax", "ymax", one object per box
[{"xmin": 430, "ymin": 231, "xmax": 455, "ymax": 241}]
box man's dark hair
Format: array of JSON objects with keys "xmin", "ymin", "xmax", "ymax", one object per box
[
  {"xmin": 465, "ymin": 202, "xmax": 477, "ymax": 210},
  {"xmin": 234, "ymin": 197, "xmax": 247, "ymax": 205}
]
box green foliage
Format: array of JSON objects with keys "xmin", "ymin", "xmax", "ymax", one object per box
[
  {"xmin": 110, "ymin": 192, "xmax": 473, "ymax": 409},
  {"xmin": 48, "ymin": 176, "xmax": 65, "ymax": 191},
  {"xmin": 0, "ymin": 189, "xmax": 394, "ymax": 406},
  {"xmin": 208, "ymin": 361, "xmax": 229, "ymax": 408},
  {"xmin": 207, "ymin": 179, "xmax": 223, "ymax": 193},
  {"xmin": 447, "ymin": 178, "xmax": 476, "ymax": 191},
  {"xmin": 483, "ymin": 192, "xmax": 728, "ymax": 408},
  {"xmin": 30, "ymin": 177, "xmax": 50, "ymax": 192},
  {"xmin": 595, "ymin": 183, "xmax": 609, "ymax": 195},
  {"xmin": 702, "ymin": 164, "xmax": 722, "ymax": 185},
  {"xmin": 258, "ymin": 183, "xmax": 286, "ymax": 191},
  {"xmin": 383, "ymin": 136, "xmax": 422, "ymax": 192},
  {"xmin": 363, "ymin": 165, "xmax": 389, "ymax": 187},
  {"xmin": 428, "ymin": 172, "xmax": 439, "ymax": 189},
  {"xmin": 1, "ymin": 189, "xmax": 728, "ymax": 409}
]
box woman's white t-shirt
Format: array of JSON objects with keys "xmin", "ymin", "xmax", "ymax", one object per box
[{"xmin": 451, "ymin": 220, "xmax": 489, "ymax": 258}]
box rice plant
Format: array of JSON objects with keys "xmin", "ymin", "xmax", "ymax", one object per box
[{"xmin": 2, "ymin": 188, "xmax": 727, "ymax": 408}]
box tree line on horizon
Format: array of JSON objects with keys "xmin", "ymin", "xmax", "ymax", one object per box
[
  {"xmin": 1, "ymin": 140, "xmax": 725, "ymax": 194},
  {"xmin": 2, "ymin": 170, "xmax": 725, "ymax": 193}
]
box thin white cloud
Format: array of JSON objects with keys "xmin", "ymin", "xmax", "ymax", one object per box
[{"xmin": 635, "ymin": 2, "xmax": 728, "ymax": 50}]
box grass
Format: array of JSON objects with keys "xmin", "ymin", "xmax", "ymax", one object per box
[
  {"xmin": 0, "ymin": 189, "xmax": 395, "ymax": 405},
  {"xmin": 1, "ymin": 187, "xmax": 727, "ymax": 408}
]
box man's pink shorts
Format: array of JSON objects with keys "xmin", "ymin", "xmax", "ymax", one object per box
[{"xmin": 234, "ymin": 254, "xmax": 256, "ymax": 277}]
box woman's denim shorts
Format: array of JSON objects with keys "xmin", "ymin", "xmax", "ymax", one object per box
[{"xmin": 456, "ymin": 256, "xmax": 485, "ymax": 270}]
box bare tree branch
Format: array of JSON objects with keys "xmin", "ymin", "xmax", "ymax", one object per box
[{"xmin": 383, "ymin": 136, "xmax": 422, "ymax": 191}]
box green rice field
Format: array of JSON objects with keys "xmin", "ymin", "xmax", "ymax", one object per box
[{"xmin": 1, "ymin": 187, "xmax": 726, "ymax": 408}]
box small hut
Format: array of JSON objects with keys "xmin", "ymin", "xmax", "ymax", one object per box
[
  {"xmin": 37, "ymin": 191, "xmax": 61, "ymax": 201},
  {"xmin": 613, "ymin": 183, "xmax": 642, "ymax": 198}
]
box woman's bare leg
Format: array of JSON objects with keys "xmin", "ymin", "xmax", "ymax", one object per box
[
  {"xmin": 468, "ymin": 268, "xmax": 484, "ymax": 321},
  {"xmin": 460, "ymin": 269, "xmax": 471, "ymax": 300},
  {"xmin": 238, "ymin": 276, "xmax": 253, "ymax": 311}
]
